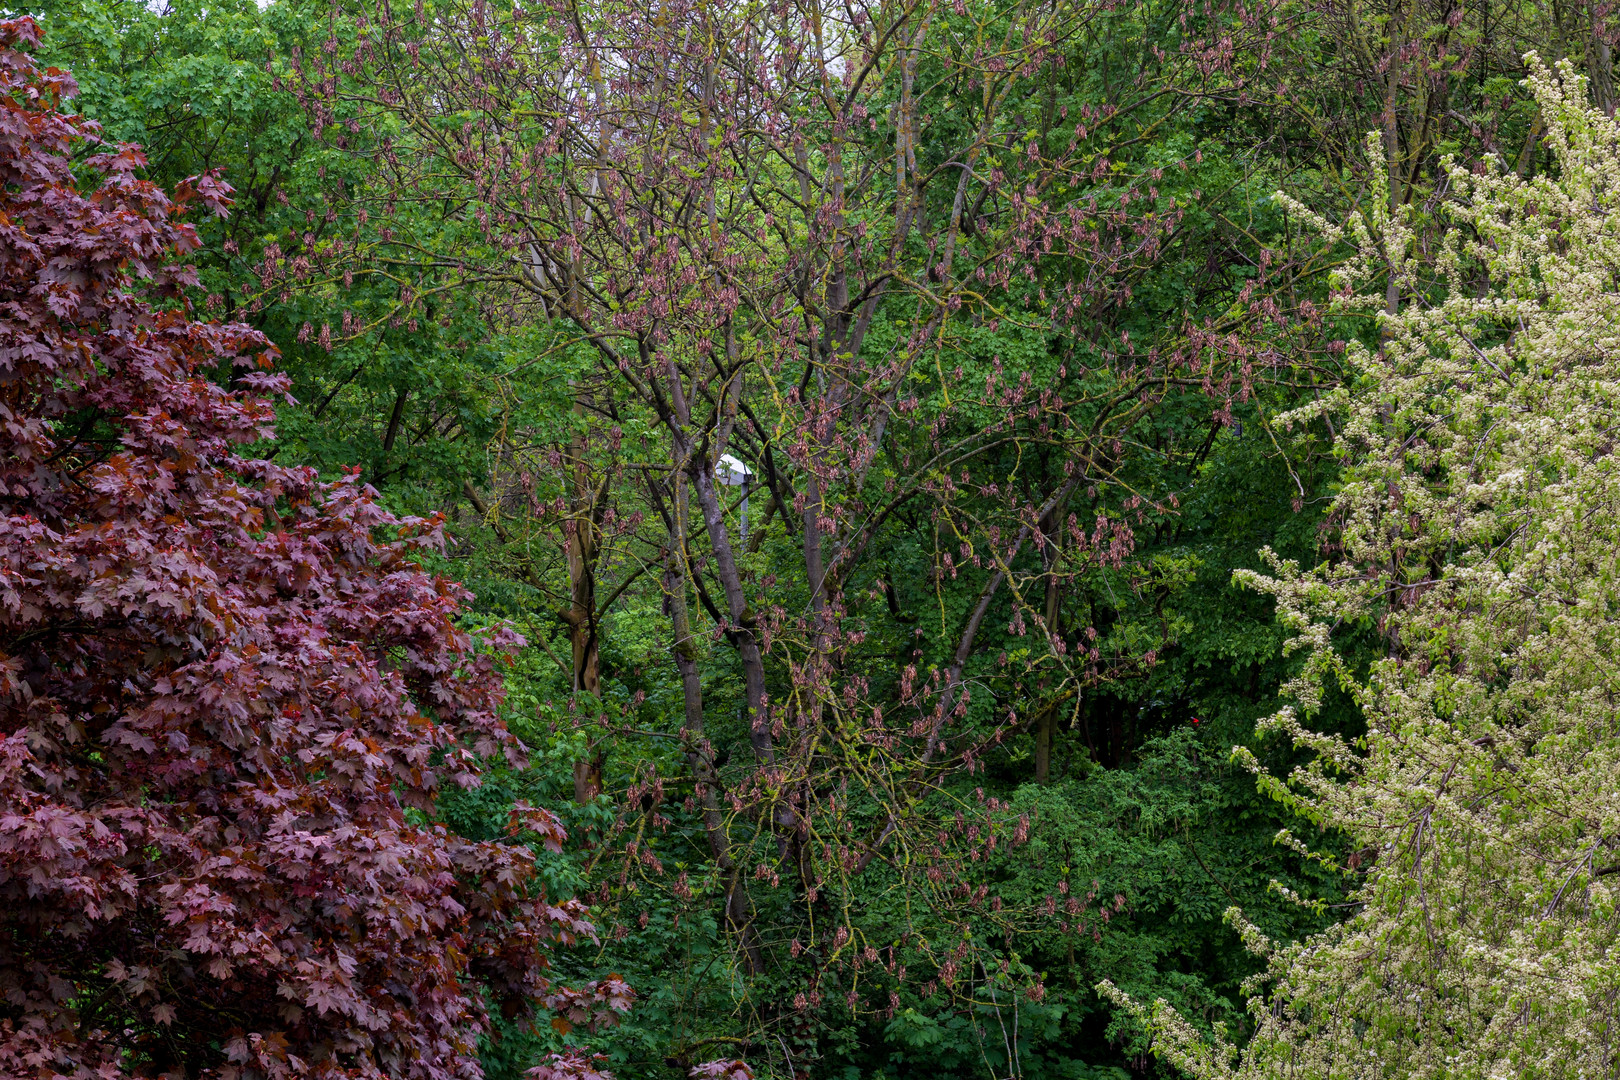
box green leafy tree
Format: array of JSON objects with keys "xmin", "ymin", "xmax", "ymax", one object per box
[{"xmin": 1107, "ymin": 59, "xmax": 1620, "ymax": 1079}]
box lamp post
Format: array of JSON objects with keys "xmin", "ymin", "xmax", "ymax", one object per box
[{"xmin": 716, "ymin": 453, "xmax": 753, "ymax": 546}]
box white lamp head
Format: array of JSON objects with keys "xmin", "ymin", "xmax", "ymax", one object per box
[{"xmin": 716, "ymin": 453, "xmax": 753, "ymax": 487}]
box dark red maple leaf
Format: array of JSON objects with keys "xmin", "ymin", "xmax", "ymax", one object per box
[{"xmin": 0, "ymin": 18, "xmax": 621, "ymax": 1079}]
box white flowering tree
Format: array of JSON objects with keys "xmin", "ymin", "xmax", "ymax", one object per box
[{"xmin": 1102, "ymin": 59, "xmax": 1620, "ymax": 1078}]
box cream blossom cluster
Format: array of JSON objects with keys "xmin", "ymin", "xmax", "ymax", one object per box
[{"xmin": 1103, "ymin": 58, "xmax": 1620, "ymax": 1078}]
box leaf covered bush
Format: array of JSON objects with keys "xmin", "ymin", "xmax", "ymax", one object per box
[
  {"xmin": 1105, "ymin": 59, "xmax": 1620, "ymax": 1079},
  {"xmin": 0, "ymin": 18, "xmax": 612, "ymax": 1078}
]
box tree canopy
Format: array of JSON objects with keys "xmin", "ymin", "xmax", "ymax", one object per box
[
  {"xmin": 0, "ymin": 19, "xmax": 624, "ymax": 1077},
  {"xmin": 1111, "ymin": 58, "xmax": 1620, "ymax": 1079},
  {"xmin": 5, "ymin": 0, "xmax": 1620, "ymax": 1076}
]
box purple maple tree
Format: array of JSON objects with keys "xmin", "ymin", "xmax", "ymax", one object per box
[{"xmin": 0, "ymin": 18, "xmax": 629, "ymax": 1079}]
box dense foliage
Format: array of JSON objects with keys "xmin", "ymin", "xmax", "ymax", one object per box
[
  {"xmin": 0, "ymin": 20, "xmax": 626, "ymax": 1078},
  {"xmin": 1112, "ymin": 59, "xmax": 1620, "ymax": 1078},
  {"xmin": 5, "ymin": 0, "xmax": 1619, "ymax": 1076}
]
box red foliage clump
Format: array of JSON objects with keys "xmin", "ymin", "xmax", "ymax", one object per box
[{"xmin": 0, "ymin": 18, "xmax": 605, "ymax": 1079}]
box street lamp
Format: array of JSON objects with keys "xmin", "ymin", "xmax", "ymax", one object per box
[{"xmin": 716, "ymin": 452, "xmax": 753, "ymax": 546}]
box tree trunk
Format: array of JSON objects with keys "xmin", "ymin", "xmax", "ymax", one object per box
[
  {"xmin": 565, "ymin": 408, "xmax": 604, "ymax": 804},
  {"xmin": 1035, "ymin": 504, "xmax": 1064, "ymax": 786},
  {"xmin": 1593, "ymin": 2, "xmax": 1617, "ymax": 116},
  {"xmin": 690, "ymin": 458, "xmax": 769, "ymax": 763},
  {"xmin": 1035, "ymin": 708, "xmax": 1054, "ymax": 786},
  {"xmin": 663, "ymin": 477, "xmax": 765, "ymax": 974},
  {"xmin": 1383, "ymin": 8, "xmax": 1405, "ymax": 317}
]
